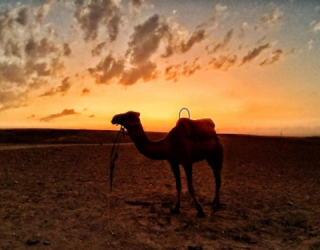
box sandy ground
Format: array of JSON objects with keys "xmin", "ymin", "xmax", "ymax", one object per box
[{"xmin": 1, "ymin": 135, "xmax": 320, "ymax": 249}]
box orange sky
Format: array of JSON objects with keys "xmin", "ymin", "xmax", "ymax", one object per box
[{"xmin": 0, "ymin": 1, "xmax": 320, "ymax": 136}]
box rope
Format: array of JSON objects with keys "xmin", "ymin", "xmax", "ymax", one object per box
[
  {"xmin": 107, "ymin": 125, "xmax": 125, "ymax": 235},
  {"xmin": 109, "ymin": 126, "xmax": 125, "ymax": 191}
]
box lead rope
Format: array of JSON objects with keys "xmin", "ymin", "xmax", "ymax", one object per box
[{"xmin": 107, "ymin": 125, "xmax": 125, "ymax": 235}]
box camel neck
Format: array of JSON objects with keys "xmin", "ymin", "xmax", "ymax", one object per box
[{"xmin": 126, "ymin": 123, "xmax": 170, "ymax": 160}]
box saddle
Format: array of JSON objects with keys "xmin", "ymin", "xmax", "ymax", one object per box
[{"xmin": 176, "ymin": 117, "xmax": 217, "ymax": 139}]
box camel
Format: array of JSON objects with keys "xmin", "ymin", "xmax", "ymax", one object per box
[{"xmin": 111, "ymin": 111, "xmax": 223, "ymax": 217}]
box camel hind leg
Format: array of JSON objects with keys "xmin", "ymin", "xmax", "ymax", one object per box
[
  {"xmin": 207, "ymin": 140, "xmax": 223, "ymax": 211},
  {"xmin": 169, "ymin": 162, "xmax": 181, "ymax": 214}
]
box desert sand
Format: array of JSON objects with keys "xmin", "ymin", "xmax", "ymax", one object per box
[{"xmin": 1, "ymin": 130, "xmax": 320, "ymax": 249}]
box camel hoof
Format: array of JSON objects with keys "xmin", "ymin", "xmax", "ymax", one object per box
[
  {"xmin": 196, "ymin": 210, "xmax": 206, "ymax": 218},
  {"xmin": 170, "ymin": 207, "xmax": 180, "ymax": 214}
]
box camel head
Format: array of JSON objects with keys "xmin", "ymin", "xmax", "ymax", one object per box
[{"xmin": 111, "ymin": 111, "xmax": 141, "ymax": 128}]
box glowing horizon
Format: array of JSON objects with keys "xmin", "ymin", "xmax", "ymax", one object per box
[{"xmin": 0, "ymin": 0, "xmax": 319, "ymax": 136}]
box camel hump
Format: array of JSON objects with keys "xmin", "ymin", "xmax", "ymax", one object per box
[{"xmin": 176, "ymin": 118, "xmax": 217, "ymax": 138}]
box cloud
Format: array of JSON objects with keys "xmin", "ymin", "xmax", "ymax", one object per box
[
  {"xmin": 88, "ymin": 53, "xmax": 124, "ymax": 84},
  {"xmin": 40, "ymin": 109, "xmax": 80, "ymax": 122},
  {"xmin": 209, "ymin": 54, "xmax": 237, "ymax": 70},
  {"xmin": 63, "ymin": 43, "xmax": 72, "ymax": 57},
  {"xmin": 0, "ymin": 62, "xmax": 26, "ymax": 85},
  {"xmin": 127, "ymin": 14, "xmax": 168, "ymax": 65},
  {"xmin": 162, "ymin": 28, "xmax": 206, "ymax": 58},
  {"xmin": 4, "ymin": 39, "xmax": 21, "ymax": 58},
  {"xmin": 0, "ymin": 9, "xmax": 15, "ymax": 43},
  {"xmin": 25, "ymin": 37, "xmax": 59, "ymax": 59},
  {"xmin": 40, "ymin": 77, "xmax": 71, "ymax": 97},
  {"xmin": 180, "ymin": 29, "xmax": 206, "ymax": 53},
  {"xmin": 206, "ymin": 29, "xmax": 233, "ymax": 54},
  {"xmin": 82, "ymin": 88, "xmax": 90, "ymax": 95},
  {"xmin": 311, "ymin": 21, "xmax": 320, "ymax": 32},
  {"xmin": 91, "ymin": 42, "xmax": 106, "ymax": 56},
  {"xmin": 129, "ymin": 0, "xmax": 146, "ymax": 14},
  {"xmin": 120, "ymin": 61, "xmax": 158, "ymax": 86},
  {"xmin": 25, "ymin": 61, "xmax": 51, "ymax": 76},
  {"xmin": 308, "ymin": 40, "xmax": 314, "ymax": 51},
  {"xmin": 0, "ymin": 90, "xmax": 28, "ymax": 112},
  {"xmin": 27, "ymin": 114, "xmax": 35, "ymax": 119},
  {"xmin": 89, "ymin": 115, "xmax": 94, "ymax": 118},
  {"xmin": 259, "ymin": 7, "xmax": 283, "ymax": 27},
  {"xmin": 260, "ymin": 49, "xmax": 283, "ymax": 66},
  {"xmin": 165, "ymin": 58, "xmax": 201, "ymax": 82},
  {"xmin": 74, "ymin": 0, "xmax": 122, "ymax": 42},
  {"xmin": 16, "ymin": 7, "xmax": 29, "ymax": 26},
  {"xmin": 36, "ymin": 0, "xmax": 54, "ymax": 23},
  {"xmin": 57, "ymin": 77, "xmax": 71, "ymax": 94},
  {"xmin": 241, "ymin": 43, "xmax": 270, "ymax": 65},
  {"xmin": 215, "ymin": 4, "xmax": 227, "ymax": 12}
]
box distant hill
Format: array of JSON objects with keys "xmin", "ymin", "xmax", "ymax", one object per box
[{"xmin": 0, "ymin": 129, "xmax": 167, "ymax": 144}]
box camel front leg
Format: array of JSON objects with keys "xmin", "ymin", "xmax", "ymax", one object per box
[
  {"xmin": 183, "ymin": 164, "xmax": 205, "ymax": 217},
  {"xmin": 170, "ymin": 162, "xmax": 181, "ymax": 214}
]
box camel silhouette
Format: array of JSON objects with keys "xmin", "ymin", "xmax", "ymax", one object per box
[{"xmin": 111, "ymin": 111, "xmax": 223, "ymax": 217}]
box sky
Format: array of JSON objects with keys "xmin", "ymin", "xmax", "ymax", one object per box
[{"xmin": 0, "ymin": 0, "xmax": 319, "ymax": 136}]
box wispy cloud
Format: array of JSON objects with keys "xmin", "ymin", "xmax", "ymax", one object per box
[
  {"xmin": 241, "ymin": 43, "xmax": 270, "ymax": 65},
  {"xmin": 40, "ymin": 109, "xmax": 80, "ymax": 122},
  {"xmin": 40, "ymin": 77, "xmax": 71, "ymax": 97},
  {"xmin": 82, "ymin": 88, "xmax": 90, "ymax": 96}
]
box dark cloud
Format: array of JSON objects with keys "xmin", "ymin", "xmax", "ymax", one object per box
[
  {"xmin": 120, "ymin": 61, "xmax": 158, "ymax": 86},
  {"xmin": 127, "ymin": 14, "xmax": 168, "ymax": 65},
  {"xmin": 16, "ymin": 7, "xmax": 28, "ymax": 26},
  {"xmin": 89, "ymin": 53, "xmax": 124, "ymax": 84},
  {"xmin": 209, "ymin": 54, "xmax": 237, "ymax": 70},
  {"xmin": 40, "ymin": 109, "xmax": 80, "ymax": 122},
  {"xmin": 27, "ymin": 114, "xmax": 35, "ymax": 119},
  {"xmin": 0, "ymin": 62, "xmax": 25, "ymax": 84},
  {"xmin": 89, "ymin": 115, "xmax": 94, "ymax": 118},
  {"xmin": 91, "ymin": 42, "xmax": 106, "ymax": 56},
  {"xmin": 50, "ymin": 57, "xmax": 65, "ymax": 75},
  {"xmin": 25, "ymin": 37, "xmax": 59, "ymax": 59},
  {"xmin": 241, "ymin": 43, "xmax": 270, "ymax": 65},
  {"xmin": 63, "ymin": 43, "xmax": 72, "ymax": 57},
  {"xmin": 25, "ymin": 61, "xmax": 50, "ymax": 76},
  {"xmin": 162, "ymin": 29, "xmax": 206, "ymax": 58},
  {"xmin": 206, "ymin": 29, "xmax": 233, "ymax": 54},
  {"xmin": 75, "ymin": 0, "xmax": 122, "ymax": 42},
  {"xmin": 82, "ymin": 88, "xmax": 90, "ymax": 95},
  {"xmin": 57, "ymin": 77, "xmax": 71, "ymax": 94},
  {"xmin": 180, "ymin": 29, "xmax": 206, "ymax": 53}
]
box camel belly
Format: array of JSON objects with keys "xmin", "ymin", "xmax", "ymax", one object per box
[{"xmin": 170, "ymin": 137, "xmax": 219, "ymax": 163}]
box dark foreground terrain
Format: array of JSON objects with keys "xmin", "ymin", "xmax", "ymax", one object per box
[{"xmin": 1, "ymin": 130, "xmax": 320, "ymax": 249}]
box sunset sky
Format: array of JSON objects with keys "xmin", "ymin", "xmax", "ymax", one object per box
[{"xmin": 0, "ymin": 0, "xmax": 319, "ymax": 135}]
